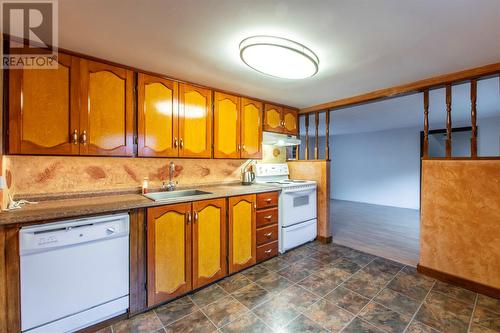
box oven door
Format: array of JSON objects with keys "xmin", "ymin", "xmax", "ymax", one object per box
[{"xmin": 281, "ymin": 187, "xmax": 317, "ymax": 227}]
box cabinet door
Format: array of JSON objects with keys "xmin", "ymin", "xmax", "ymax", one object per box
[
  {"xmin": 137, "ymin": 73, "xmax": 179, "ymax": 157},
  {"xmin": 213, "ymin": 92, "xmax": 240, "ymax": 159},
  {"xmin": 241, "ymin": 98, "xmax": 263, "ymax": 159},
  {"xmin": 283, "ymin": 108, "xmax": 298, "ymax": 135},
  {"xmin": 80, "ymin": 59, "xmax": 134, "ymax": 156},
  {"xmin": 192, "ymin": 198, "xmax": 227, "ymax": 289},
  {"xmin": 178, "ymin": 84, "xmax": 212, "ymax": 158},
  {"xmin": 263, "ymin": 104, "xmax": 283, "ymax": 133},
  {"xmin": 228, "ymin": 194, "xmax": 256, "ymax": 274},
  {"xmin": 147, "ymin": 203, "xmax": 192, "ymax": 307},
  {"xmin": 8, "ymin": 53, "xmax": 80, "ymax": 155}
]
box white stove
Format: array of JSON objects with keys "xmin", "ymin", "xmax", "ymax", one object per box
[{"xmin": 255, "ymin": 163, "xmax": 317, "ymax": 253}]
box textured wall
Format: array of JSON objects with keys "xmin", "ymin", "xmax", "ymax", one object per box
[
  {"xmin": 5, "ymin": 156, "xmax": 249, "ymax": 199},
  {"xmin": 420, "ymin": 159, "xmax": 500, "ymax": 289}
]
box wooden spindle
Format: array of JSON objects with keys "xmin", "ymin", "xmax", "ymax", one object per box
[
  {"xmin": 325, "ymin": 110, "xmax": 330, "ymax": 161},
  {"xmin": 314, "ymin": 112, "xmax": 319, "ymax": 159},
  {"xmin": 470, "ymin": 79, "xmax": 478, "ymax": 158},
  {"xmin": 423, "ymin": 90, "xmax": 429, "ymax": 158},
  {"xmin": 445, "ymin": 84, "xmax": 452, "ymax": 157},
  {"xmin": 304, "ymin": 115, "xmax": 309, "ymax": 160}
]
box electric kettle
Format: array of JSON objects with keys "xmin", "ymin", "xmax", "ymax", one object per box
[{"xmin": 241, "ymin": 170, "xmax": 255, "ymax": 185}]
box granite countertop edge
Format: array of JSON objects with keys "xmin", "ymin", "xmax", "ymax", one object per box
[{"xmin": 0, "ymin": 184, "xmax": 281, "ymax": 227}]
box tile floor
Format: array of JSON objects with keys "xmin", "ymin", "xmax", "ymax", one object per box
[{"xmin": 102, "ymin": 242, "xmax": 500, "ymax": 333}]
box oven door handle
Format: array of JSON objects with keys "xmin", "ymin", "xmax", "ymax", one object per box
[{"xmin": 283, "ymin": 187, "xmax": 316, "ymax": 194}]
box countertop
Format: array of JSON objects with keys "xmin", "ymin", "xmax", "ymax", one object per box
[{"xmin": 0, "ymin": 184, "xmax": 281, "ymax": 227}]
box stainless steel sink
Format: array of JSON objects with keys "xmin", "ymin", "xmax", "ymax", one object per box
[{"xmin": 143, "ymin": 189, "xmax": 212, "ymax": 201}]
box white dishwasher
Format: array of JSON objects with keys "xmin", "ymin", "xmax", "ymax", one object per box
[{"xmin": 20, "ymin": 214, "xmax": 130, "ymax": 333}]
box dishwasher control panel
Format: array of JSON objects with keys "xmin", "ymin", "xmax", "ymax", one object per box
[{"xmin": 20, "ymin": 214, "xmax": 130, "ymax": 254}]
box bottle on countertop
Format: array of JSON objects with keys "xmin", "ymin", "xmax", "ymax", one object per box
[{"xmin": 142, "ymin": 177, "xmax": 149, "ymax": 194}]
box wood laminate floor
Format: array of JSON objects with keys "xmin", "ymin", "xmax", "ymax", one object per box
[{"xmin": 331, "ymin": 200, "xmax": 420, "ymax": 266}]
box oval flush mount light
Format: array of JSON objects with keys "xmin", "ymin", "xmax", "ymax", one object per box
[{"xmin": 239, "ymin": 36, "xmax": 319, "ymax": 79}]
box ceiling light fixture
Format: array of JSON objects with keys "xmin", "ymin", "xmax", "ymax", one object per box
[{"xmin": 239, "ymin": 35, "xmax": 319, "ymax": 79}]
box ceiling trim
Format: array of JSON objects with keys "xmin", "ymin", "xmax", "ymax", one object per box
[{"xmin": 300, "ymin": 62, "xmax": 500, "ymax": 114}]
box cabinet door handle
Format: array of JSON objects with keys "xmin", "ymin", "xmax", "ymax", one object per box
[
  {"xmin": 237, "ymin": 144, "xmax": 241, "ymax": 152},
  {"xmin": 72, "ymin": 130, "xmax": 78, "ymax": 144},
  {"xmin": 264, "ymin": 215, "xmax": 272, "ymax": 220},
  {"xmin": 80, "ymin": 130, "xmax": 87, "ymax": 145},
  {"xmin": 265, "ymin": 198, "xmax": 272, "ymax": 203},
  {"xmin": 241, "ymin": 144, "xmax": 246, "ymax": 152},
  {"xmin": 193, "ymin": 210, "xmax": 198, "ymax": 223},
  {"xmin": 265, "ymin": 232, "xmax": 273, "ymax": 238},
  {"xmin": 174, "ymin": 137, "xmax": 178, "ymax": 148},
  {"xmin": 186, "ymin": 211, "xmax": 191, "ymax": 224},
  {"xmin": 179, "ymin": 138, "xmax": 184, "ymax": 149},
  {"xmin": 265, "ymin": 249, "xmax": 272, "ymax": 254}
]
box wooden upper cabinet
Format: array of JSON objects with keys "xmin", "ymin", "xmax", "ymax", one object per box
[
  {"xmin": 8, "ymin": 53, "xmax": 80, "ymax": 155},
  {"xmin": 137, "ymin": 73, "xmax": 179, "ymax": 157},
  {"xmin": 241, "ymin": 98, "xmax": 263, "ymax": 159},
  {"xmin": 178, "ymin": 83, "xmax": 212, "ymax": 158},
  {"xmin": 80, "ymin": 59, "xmax": 134, "ymax": 156},
  {"xmin": 192, "ymin": 198, "xmax": 227, "ymax": 289},
  {"xmin": 213, "ymin": 92, "xmax": 240, "ymax": 159},
  {"xmin": 282, "ymin": 108, "xmax": 298, "ymax": 135},
  {"xmin": 147, "ymin": 203, "xmax": 192, "ymax": 307},
  {"xmin": 263, "ymin": 104, "xmax": 283, "ymax": 133},
  {"xmin": 228, "ymin": 194, "xmax": 256, "ymax": 274}
]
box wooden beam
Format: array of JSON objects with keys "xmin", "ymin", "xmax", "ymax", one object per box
[
  {"xmin": 304, "ymin": 115, "xmax": 309, "ymax": 160},
  {"xmin": 325, "ymin": 111, "xmax": 330, "ymax": 161},
  {"xmin": 314, "ymin": 112, "xmax": 319, "ymax": 160},
  {"xmin": 470, "ymin": 79, "xmax": 478, "ymax": 158},
  {"xmin": 296, "ymin": 115, "xmax": 301, "ymax": 160},
  {"xmin": 300, "ymin": 62, "xmax": 500, "ymax": 114},
  {"xmin": 445, "ymin": 85, "xmax": 452, "ymax": 157},
  {"xmin": 423, "ymin": 90, "xmax": 429, "ymax": 158}
]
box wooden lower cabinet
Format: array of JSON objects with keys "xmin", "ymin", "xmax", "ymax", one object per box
[
  {"xmin": 228, "ymin": 194, "xmax": 256, "ymax": 274},
  {"xmin": 255, "ymin": 192, "xmax": 280, "ymax": 263},
  {"xmin": 147, "ymin": 198, "xmax": 227, "ymax": 307}
]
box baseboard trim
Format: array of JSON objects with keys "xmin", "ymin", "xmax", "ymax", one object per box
[
  {"xmin": 75, "ymin": 313, "xmax": 128, "ymax": 333},
  {"xmin": 316, "ymin": 236, "xmax": 332, "ymax": 244},
  {"xmin": 417, "ymin": 264, "xmax": 500, "ymax": 299}
]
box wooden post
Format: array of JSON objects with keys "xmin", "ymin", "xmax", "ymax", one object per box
[
  {"xmin": 314, "ymin": 112, "xmax": 319, "ymax": 160},
  {"xmin": 305, "ymin": 115, "xmax": 309, "ymax": 160},
  {"xmin": 296, "ymin": 115, "xmax": 301, "ymax": 160},
  {"xmin": 470, "ymin": 79, "xmax": 478, "ymax": 158},
  {"xmin": 423, "ymin": 90, "xmax": 429, "ymax": 158},
  {"xmin": 325, "ymin": 110, "xmax": 330, "ymax": 161},
  {"xmin": 445, "ymin": 84, "xmax": 452, "ymax": 157}
]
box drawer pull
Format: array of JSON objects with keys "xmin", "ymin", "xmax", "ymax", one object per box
[
  {"xmin": 265, "ymin": 249, "xmax": 272, "ymax": 254},
  {"xmin": 265, "ymin": 198, "xmax": 272, "ymax": 203},
  {"xmin": 264, "ymin": 215, "xmax": 272, "ymax": 220},
  {"xmin": 265, "ymin": 232, "xmax": 273, "ymax": 238}
]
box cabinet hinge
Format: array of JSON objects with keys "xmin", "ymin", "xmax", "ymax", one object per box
[{"xmin": 133, "ymin": 136, "xmax": 138, "ymax": 144}]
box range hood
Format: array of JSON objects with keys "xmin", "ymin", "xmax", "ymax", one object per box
[{"xmin": 262, "ymin": 132, "xmax": 301, "ymax": 146}]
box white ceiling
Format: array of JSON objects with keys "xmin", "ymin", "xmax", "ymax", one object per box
[
  {"xmin": 58, "ymin": 0, "xmax": 500, "ymax": 109},
  {"xmin": 308, "ymin": 77, "xmax": 500, "ymax": 135}
]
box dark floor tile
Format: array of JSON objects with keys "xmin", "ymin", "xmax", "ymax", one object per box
[
  {"xmin": 155, "ymin": 296, "xmax": 199, "ymax": 326},
  {"xmin": 359, "ymin": 301, "xmax": 411, "ymax": 333},
  {"xmin": 342, "ymin": 317, "xmax": 385, "ymax": 333},
  {"xmin": 202, "ymin": 295, "xmax": 248, "ymax": 328},
  {"xmin": 164, "ymin": 310, "xmax": 217, "ymax": 333},
  {"xmin": 255, "ymin": 271, "xmax": 293, "ymax": 294},
  {"xmin": 279, "ymin": 284, "xmax": 319, "ymax": 312},
  {"xmin": 218, "ymin": 273, "xmax": 253, "ymax": 293},
  {"xmin": 473, "ymin": 306, "xmax": 500, "ymax": 331},
  {"xmin": 231, "ymin": 283, "xmax": 270, "ymax": 309},
  {"xmin": 95, "ymin": 327, "xmax": 113, "ymax": 333},
  {"xmin": 313, "ymin": 265, "xmax": 349, "ymax": 285},
  {"xmin": 406, "ymin": 320, "xmax": 441, "ymax": 333},
  {"xmin": 469, "ymin": 323, "xmax": 498, "ymax": 333},
  {"xmin": 304, "ymin": 299, "xmax": 354, "ymax": 332},
  {"xmin": 252, "ymin": 296, "xmax": 300, "ymax": 329},
  {"xmin": 308, "ymin": 250, "xmax": 343, "ymax": 263},
  {"xmin": 415, "ymin": 291, "xmax": 473, "ymax": 333},
  {"xmin": 190, "ymin": 283, "xmax": 228, "ymax": 307},
  {"xmin": 364, "ymin": 257, "xmax": 403, "ymax": 276},
  {"xmin": 220, "ymin": 312, "xmax": 272, "ymax": 333},
  {"xmin": 387, "ymin": 266, "xmax": 435, "ymax": 301},
  {"xmin": 242, "ymin": 265, "xmax": 273, "ymax": 282},
  {"xmin": 325, "ymin": 286, "xmax": 370, "ymax": 314},
  {"xmin": 330, "ymin": 258, "xmax": 363, "ymax": 279},
  {"xmin": 375, "ymin": 288, "xmax": 420, "ymax": 316},
  {"xmin": 277, "ymin": 262, "xmax": 313, "ymax": 282},
  {"xmin": 259, "ymin": 256, "xmax": 291, "ymax": 272},
  {"xmin": 477, "ymin": 294, "xmax": 500, "ymax": 314},
  {"xmin": 343, "ymin": 270, "xmax": 392, "ymax": 298},
  {"xmin": 279, "ymin": 248, "xmax": 309, "ymax": 263},
  {"xmin": 294, "ymin": 257, "xmax": 328, "ymax": 271},
  {"xmin": 342, "ymin": 249, "xmax": 376, "ymax": 266},
  {"xmin": 112, "ymin": 311, "xmax": 163, "ymax": 333},
  {"xmin": 292, "ymin": 245, "xmax": 319, "ymax": 257},
  {"xmin": 282, "ymin": 314, "xmax": 329, "ymax": 333},
  {"xmin": 298, "ymin": 274, "xmax": 340, "ymax": 296},
  {"xmin": 432, "ymin": 280, "xmax": 477, "ymax": 304}
]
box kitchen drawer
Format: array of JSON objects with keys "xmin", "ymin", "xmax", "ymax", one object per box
[
  {"xmin": 256, "ymin": 207, "xmax": 278, "ymax": 228},
  {"xmin": 256, "ymin": 191, "xmax": 278, "ymax": 209},
  {"xmin": 257, "ymin": 241, "xmax": 278, "ymax": 262},
  {"xmin": 256, "ymin": 224, "xmax": 278, "ymax": 246}
]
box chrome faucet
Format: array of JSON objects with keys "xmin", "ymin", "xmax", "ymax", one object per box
[{"xmin": 161, "ymin": 161, "xmax": 177, "ymax": 191}]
